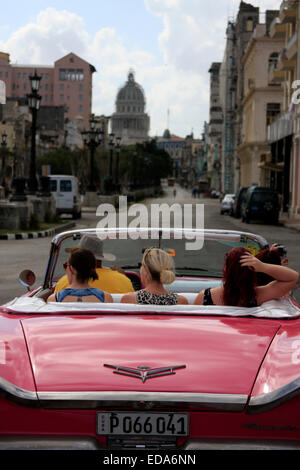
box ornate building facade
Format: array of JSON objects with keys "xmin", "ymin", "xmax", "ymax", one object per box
[{"xmin": 111, "ymin": 71, "xmax": 150, "ymax": 145}]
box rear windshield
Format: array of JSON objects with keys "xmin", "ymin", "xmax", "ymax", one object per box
[
  {"xmin": 60, "ymin": 180, "xmax": 72, "ymax": 192},
  {"xmin": 251, "ymin": 192, "xmax": 278, "ymax": 203}
]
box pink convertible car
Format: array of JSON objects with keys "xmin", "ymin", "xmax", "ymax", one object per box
[{"xmin": 0, "ymin": 228, "xmax": 300, "ymax": 450}]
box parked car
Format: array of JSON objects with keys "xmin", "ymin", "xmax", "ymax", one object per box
[
  {"xmin": 220, "ymin": 194, "xmax": 235, "ymax": 214},
  {"xmin": 241, "ymin": 186, "xmax": 280, "ymax": 224},
  {"xmin": 49, "ymin": 175, "xmax": 82, "ymax": 219},
  {"xmin": 2, "ymin": 227, "xmax": 300, "ymax": 450},
  {"xmin": 230, "ymin": 187, "xmax": 248, "ymax": 218},
  {"xmin": 210, "ymin": 190, "xmax": 221, "ymax": 199}
]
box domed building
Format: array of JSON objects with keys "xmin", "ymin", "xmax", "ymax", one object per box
[{"xmin": 111, "ymin": 70, "xmax": 150, "ymax": 144}]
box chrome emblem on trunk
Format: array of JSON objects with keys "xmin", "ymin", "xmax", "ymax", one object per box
[{"xmin": 103, "ymin": 364, "xmax": 186, "ymax": 383}]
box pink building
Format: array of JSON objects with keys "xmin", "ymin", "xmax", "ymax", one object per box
[{"xmin": 0, "ymin": 51, "xmax": 96, "ymax": 129}]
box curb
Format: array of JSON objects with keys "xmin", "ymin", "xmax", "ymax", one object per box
[
  {"xmin": 282, "ymin": 223, "xmax": 300, "ymax": 233},
  {"xmin": 0, "ymin": 222, "xmax": 76, "ymax": 241}
]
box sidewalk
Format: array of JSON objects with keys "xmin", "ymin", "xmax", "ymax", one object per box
[
  {"xmin": 0, "ymin": 221, "xmax": 75, "ymax": 240},
  {"xmin": 279, "ymin": 214, "xmax": 300, "ymax": 233}
]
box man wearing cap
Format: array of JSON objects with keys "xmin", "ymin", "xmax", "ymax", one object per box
[{"xmin": 54, "ymin": 235, "xmax": 134, "ymax": 294}]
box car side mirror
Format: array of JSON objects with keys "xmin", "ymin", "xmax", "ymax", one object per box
[{"xmin": 19, "ymin": 270, "xmax": 36, "ymax": 291}]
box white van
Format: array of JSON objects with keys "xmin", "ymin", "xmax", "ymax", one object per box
[{"xmin": 49, "ymin": 175, "xmax": 81, "ymax": 219}]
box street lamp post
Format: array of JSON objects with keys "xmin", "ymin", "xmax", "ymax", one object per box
[
  {"xmin": 114, "ymin": 136, "xmax": 121, "ymax": 190},
  {"xmin": 108, "ymin": 133, "xmax": 115, "ymax": 180},
  {"xmin": 82, "ymin": 118, "xmax": 102, "ymax": 192},
  {"xmin": 1, "ymin": 132, "xmax": 7, "ymax": 188},
  {"xmin": 27, "ymin": 70, "xmax": 42, "ymax": 194}
]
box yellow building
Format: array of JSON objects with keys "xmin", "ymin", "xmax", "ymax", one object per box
[
  {"xmin": 267, "ymin": 0, "xmax": 299, "ymax": 215},
  {"xmin": 238, "ymin": 23, "xmax": 284, "ymax": 187}
]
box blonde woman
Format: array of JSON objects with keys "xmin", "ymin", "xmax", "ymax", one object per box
[{"xmin": 121, "ymin": 248, "xmax": 188, "ymax": 305}]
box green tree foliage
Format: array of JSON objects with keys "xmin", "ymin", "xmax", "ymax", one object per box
[
  {"xmin": 119, "ymin": 139, "xmax": 172, "ymax": 187},
  {"xmin": 37, "ymin": 147, "xmax": 91, "ymax": 190}
]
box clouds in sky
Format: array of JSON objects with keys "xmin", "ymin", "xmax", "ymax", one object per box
[{"xmin": 0, "ymin": 0, "xmax": 282, "ymax": 137}]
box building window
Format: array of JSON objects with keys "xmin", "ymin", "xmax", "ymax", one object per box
[
  {"xmin": 79, "ymin": 94, "xmax": 83, "ymax": 101},
  {"xmin": 266, "ymin": 103, "xmax": 281, "ymax": 127},
  {"xmin": 60, "ymin": 84, "xmax": 64, "ymax": 90},
  {"xmin": 268, "ymin": 52, "xmax": 279, "ymax": 71},
  {"xmin": 246, "ymin": 17, "xmax": 254, "ymax": 31},
  {"xmin": 76, "ymin": 69, "xmax": 84, "ymax": 81},
  {"xmin": 79, "ymin": 105, "xmax": 83, "ymax": 112},
  {"xmin": 60, "ymin": 94, "xmax": 64, "ymax": 101},
  {"xmin": 59, "ymin": 69, "xmax": 66, "ymax": 80}
]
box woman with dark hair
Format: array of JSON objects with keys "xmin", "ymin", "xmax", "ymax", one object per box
[
  {"xmin": 255, "ymin": 244, "xmax": 283, "ymax": 286},
  {"xmin": 47, "ymin": 248, "xmax": 112, "ymax": 303},
  {"xmin": 194, "ymin": 246, "xmax": 298, "ymax": 307}
]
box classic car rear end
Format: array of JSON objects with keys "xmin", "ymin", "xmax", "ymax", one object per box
[
  {"xmin": 1, "ymin": 301, "xmax": 300, "ymax": 450},
  {"xmin": 1, "ymin": 228, "xmax": 300, "ymax": 450}
]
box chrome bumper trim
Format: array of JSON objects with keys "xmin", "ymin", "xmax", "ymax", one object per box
[
  {"xmin": 182, "ymin": 438, "xmax": 300, "ymax": 450},
  {"xmin": 248, "ymin": 378, "xmax": 300, "ymax": 414},
  {"xmin": 0, "ymin": 436, "xmax": 100, "ymax": 450},
  {"xmin": 37, "ymin": 391, "xmax": 247, "ymax": 411},
  {"xmin": 0, "ymin": 376, "xmax": 247, "ymax": 411},
  {"xmin": 0, "ymin": 377, "xmax": 37, "ymax": 401}
]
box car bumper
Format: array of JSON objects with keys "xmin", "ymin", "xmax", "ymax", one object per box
[{"xmin": 0, "ymin": 436, "xmax": 300, "ymax": 450}]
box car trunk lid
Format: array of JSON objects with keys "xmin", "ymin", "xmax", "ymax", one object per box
[{"xmin": 21, "ymin": 314, "xmax": 279, "ymax": 402}]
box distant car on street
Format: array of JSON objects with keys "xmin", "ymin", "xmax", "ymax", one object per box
[
  {"xmin": 241, "ymin": 186, "xmax": 280, "ymax": 224},
  {"xmin": 220, "ymin": 194, "xmax": 235, "ymax": 215},
  {"xmin": 230, "ymin": 187, "xmax": 249, "ymax": 218},
  {"xmin": 49, "ymin": 175, "xmax": 82, "ymax": 219}
]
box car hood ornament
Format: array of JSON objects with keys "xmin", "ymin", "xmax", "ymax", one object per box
[{"xmin": 104, "ymin": 364, "xmax": 186, "ymax": 383}]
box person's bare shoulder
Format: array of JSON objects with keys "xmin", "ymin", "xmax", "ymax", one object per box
[
  {"xmin": 121, "ymin": 292, "xmax": 136, "ymax": 304},
  {"xmin": 178, "ymin": 295, "xmax": 188, "ymax": 305},
  {"xmin": 193, "ymin": 290, "xmax": 204, "ymax": 305}
]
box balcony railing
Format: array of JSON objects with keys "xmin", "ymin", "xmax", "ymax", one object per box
[
  {"xmin": 270, "ymin": 16, "xmax": 280, "ymax": 31},
  {"xmin": 267, "ymin": 111, "xmax": 294, "ymax": 142}
]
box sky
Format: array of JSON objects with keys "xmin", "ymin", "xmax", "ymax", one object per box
[{"xmin": 0, "ymin": 0, "xmax": 281, "ymax": 138}]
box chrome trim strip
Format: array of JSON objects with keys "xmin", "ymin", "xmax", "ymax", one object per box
[
  {"xmin": 0, "ymin": 437, "xmax": 100, "ymax": 450},
  {"xmin": 248, "ymin": 378, "xmax": 300, "ymax": 414},
  {"xmin": 0, "ymin": 377, "xmax": 37, "ymax": 401},
  {"xmin": 0, "ymin": 375, "xmax": 248, "ymax": 411},
  {"xmin": 37, "ymin": 391, "xmax": 247, "ymax": 410},
  {"xmin": 182, "ymin": 439, "xmax": 300, "ymax": 450}
]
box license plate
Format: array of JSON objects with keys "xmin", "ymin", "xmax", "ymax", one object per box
[{"xmin": 97, "ymin": 412, "xmax": 189, "ymax": 436}]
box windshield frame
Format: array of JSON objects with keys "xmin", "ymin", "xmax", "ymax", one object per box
[{"xmin": 42, "ymin": 228, "xmax": 269, "ymax": 290}]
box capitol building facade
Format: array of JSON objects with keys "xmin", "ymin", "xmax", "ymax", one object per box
[{"xmin": 111, "ymin": 71, "xmax": 150, "ymax": 145}]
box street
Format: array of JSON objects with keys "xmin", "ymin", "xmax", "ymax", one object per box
[{"xmin": 0, "ymin": 184, "xmax": 300, "ymax": 305}]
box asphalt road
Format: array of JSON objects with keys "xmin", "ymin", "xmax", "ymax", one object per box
[{"xmin": 0, "ymin": 183, "xmax": 299, "ymax": 305}]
